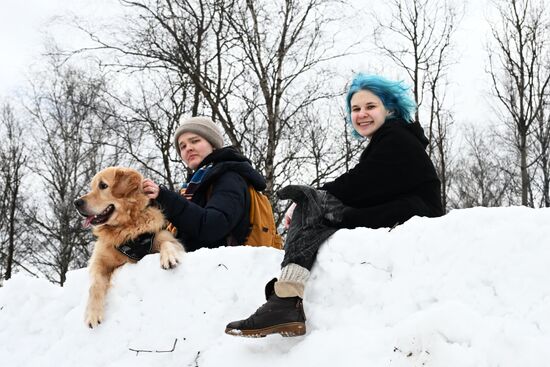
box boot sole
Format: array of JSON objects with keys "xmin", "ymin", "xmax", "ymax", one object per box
[{"xmin": 225, "ymin": 322, "xmax": 306, "ymax": 338}]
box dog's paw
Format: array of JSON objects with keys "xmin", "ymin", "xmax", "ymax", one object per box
[
  {"xmin": 85, "ymin": 309, "xmax": 103, "ymax": 329},
  {"xmin": 160, "ymin": 242, "xmax": 184, "ymax": 269}
]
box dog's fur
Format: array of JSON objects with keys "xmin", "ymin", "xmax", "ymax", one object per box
[{"xmin": 75, "ymin": 167, "xmax": 184, "ymax": 328}]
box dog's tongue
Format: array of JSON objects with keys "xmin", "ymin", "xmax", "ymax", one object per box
[{"xmin": 83, "ymin": 216, "xmax": 94, "ymax": 228}]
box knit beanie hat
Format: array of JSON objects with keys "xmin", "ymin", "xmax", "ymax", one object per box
[{"xmin": 173, "ymin": 116, "xmax": 224, "ymax": 154}]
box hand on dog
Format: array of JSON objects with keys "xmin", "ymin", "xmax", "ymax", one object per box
[{"xmin": 143, "ymin": 178, "xmax": 160, "ymax": 199}]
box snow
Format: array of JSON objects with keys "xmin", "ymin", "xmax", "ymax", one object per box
[{"xmin": 1, "ymin": 206, "xmax": 550, "ymax": 366}]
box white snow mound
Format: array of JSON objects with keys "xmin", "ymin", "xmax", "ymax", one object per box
[{"xmin": 1, "ymin": 206, "xmax": 549, "ymax": 367}]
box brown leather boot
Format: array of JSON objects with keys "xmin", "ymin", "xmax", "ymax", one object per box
[{"xmin": 225, "ymin": 278, "xmax": 306, "ymax": 337}]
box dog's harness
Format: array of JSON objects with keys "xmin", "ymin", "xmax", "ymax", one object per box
[{"xmin": 116, "ymin": 232, "xmax": 155, "ymax": 261}]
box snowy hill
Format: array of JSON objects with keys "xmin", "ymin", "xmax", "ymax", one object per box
[{"xmin": 1, "ymin": 206, "xmax": 550, "ymax": 367}]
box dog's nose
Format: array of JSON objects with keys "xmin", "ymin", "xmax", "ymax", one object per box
[{"xmin": 74, "ymin": 198, "xmax": 85, "ymax": 208}]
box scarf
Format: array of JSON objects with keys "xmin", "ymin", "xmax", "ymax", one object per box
[
  {"xmin": 166, "ymin": 163, "xmax": 213, "ymax": 235},
  {"xmin": 181, "ymin": 163, "xmax": 213, "ymax": 199}
]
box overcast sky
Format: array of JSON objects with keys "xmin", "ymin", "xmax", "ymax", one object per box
[
  {"xmin": 0, "ymin": 0, "xmax": 494, "ymax": 127},
  {"xmin": 0, "ymin": 0, "xmax": 66, "ymax": 96},
  {"xmin": 0, "ymin": 0, "xmax": 118, "ymax": 98}
]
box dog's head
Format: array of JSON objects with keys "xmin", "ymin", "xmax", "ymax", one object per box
[{"xmin": 74, "ymin": 167, "xmax": 148, "ymax": 228}]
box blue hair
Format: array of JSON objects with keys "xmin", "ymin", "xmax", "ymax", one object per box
[{"xmin": 346, "ymin": 73, "xmax": 417, "ymax": 138}]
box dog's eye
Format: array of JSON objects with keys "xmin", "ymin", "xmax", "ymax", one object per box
[{"xmin": 99, "ymin": 181, "xmax": 108, "ymax": 190}]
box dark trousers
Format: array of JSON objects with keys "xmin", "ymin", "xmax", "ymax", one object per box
[{"xmin": 278, "ymin": 185, "xmax": 346, "ymax": 270}]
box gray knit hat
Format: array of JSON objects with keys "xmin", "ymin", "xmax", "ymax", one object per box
[{"xmin": 173, "ymin": 116, "xmax": 224, "ymax": 154}]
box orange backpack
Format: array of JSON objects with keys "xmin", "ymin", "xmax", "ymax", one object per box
[
  {"xmin": 175, "ymin": 183, "xmax": 282, "ymax": 249},
  {"xmin": 243, "ymin": 186, "xmax": 283, "ymax": 249}
]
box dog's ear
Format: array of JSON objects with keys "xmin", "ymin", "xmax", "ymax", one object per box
[{"xmin": 111, "ymin": 168, "xmax": 142, "ymax": 198}]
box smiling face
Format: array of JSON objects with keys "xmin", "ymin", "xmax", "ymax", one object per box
[
  {"xmin": 350, "ymin": 90, "xmax": 391, "ymax": 138},
  {"xmin": 178, "ymin": 132, "xmax": 214, "ymax": 170}
]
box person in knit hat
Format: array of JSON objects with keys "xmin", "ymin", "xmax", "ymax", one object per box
[
  {"xmin": 140, "ymin": 116, "xmax": 266, "ymax": 251},
  {"xmin": 173, "ymin": 116, "xmax": 224, "ymax": 158},
  {"xmin": 225, "ymin": 74, "xmax": 444, "ymax": 338}
]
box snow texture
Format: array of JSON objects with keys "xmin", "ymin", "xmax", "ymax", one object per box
[{"xmin": 1, "ymin": 206, "xmax": 549, "ymax": 366}]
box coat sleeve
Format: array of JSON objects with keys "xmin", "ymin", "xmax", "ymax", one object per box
[
  {"xmin": 157, "ymin": 172, "xmax": 247, "ymax": 249},
  {"xmin": 321, "ymin": 127, "xmax": 434, "ymax": 207}
]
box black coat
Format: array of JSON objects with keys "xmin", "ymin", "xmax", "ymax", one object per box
[
  {"xmin": 156, "ymin": 147, "xmax": 266, "ymax": 251},
  {"xmin": 321, "ymin": 118, "xmax": 443, "ymax": 229}
]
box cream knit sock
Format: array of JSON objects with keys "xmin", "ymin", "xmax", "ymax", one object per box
[{"xmin": 274, "ymin": 263, "xmax": 310, "ymax": 298}]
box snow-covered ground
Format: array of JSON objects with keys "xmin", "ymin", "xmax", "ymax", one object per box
[{"xmin": 1, "ymin": 206, "xmax": 549, "ymax": 367}]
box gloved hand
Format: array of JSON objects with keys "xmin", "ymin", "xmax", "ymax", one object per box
[
  {"xmin": 323, "ymin": 207, "xmax": 344, "ymax": 226},
  {"xmin": 322, "ymin": 192, "xmax": 345, "ymax": 226}
]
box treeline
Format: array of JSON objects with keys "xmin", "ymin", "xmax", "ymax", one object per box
[{"xmin": 1, "ymin": 0, "xmax": 549, "ymax": 285}]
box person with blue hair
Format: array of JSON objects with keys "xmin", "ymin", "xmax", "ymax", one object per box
[{"xmin": 225, "ymin": 73, "xmax": 443, "ymax": 338}]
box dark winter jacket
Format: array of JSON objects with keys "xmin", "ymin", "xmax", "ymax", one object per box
[
  {"xmin": 321, "ymin": 117, "xmax": 443, "ymax": 229},
  {"xmin": 156, "ymin": 146, "xmax": 266, "ymax": 251}
]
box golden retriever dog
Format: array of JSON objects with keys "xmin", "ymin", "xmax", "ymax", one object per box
[{"xmin": 74, "ymin": 167, "xmax": 184, "ymax": 328}]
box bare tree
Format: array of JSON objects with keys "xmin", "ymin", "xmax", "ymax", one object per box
[
  {"xmin": 372, "ymin": 0, "xmax": 460, "ymax": 211},
  {"xmin": 373, "ymin": 0, "xmax": 458, "ymax": 121},
  {"xmin": 74, "ymin": 0, "xmax": 242, "ymax": 144},
  {"xmin": 225, "ymin": 0, "xmax": 347, "ymax": 198},
  {"xmin": 99, "ymin": 70, "xmax": 194, "ymax": 189},
  {"xmin": 532, "ymin": 95, "xmax": 550, "ymax": 206},
  {"xmin": 487, "ymin": 0, "xmax": 550, "ymax": 206},
  {"xmin": 428, "ymin": 82, "xmax": 454, "ymax": 210},
  {"xmin": 25, "ymin": 60, "xmax": 115, "ymax": 285},
  {"xmin": 71, "ymin": 0, "xmax": 352, "ymax": 216},
  {"xmin": 0, "ymin": 103, "xmax": 33, "ymax": 282},
  {"xmin": 449, "ymin": 127, "xmax": 517, "ymax": 208}
]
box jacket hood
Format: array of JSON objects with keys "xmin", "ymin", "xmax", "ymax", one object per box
[
  {"xmin": 201, "ymin": 146, "xmax": 250, "ymax": 166},
  {"xmin": 193, "ymin": 146, "xmax": 266, "ymax": 191},
  {"xmin": 404, "ymin": 120, "xmax": 430, "ymax": 148},
  {"xmin": 383, "ymin": 117, "xmax": 429, "ymax": 149}
]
